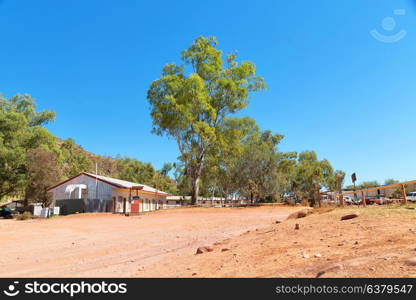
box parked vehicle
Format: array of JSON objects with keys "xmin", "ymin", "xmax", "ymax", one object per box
[
  {"xmin": 344, "ymin": 196, "xmax": 355, "ymax": 205},
  {"xmin": 0, "ymin": 207, "xmax": 13, "ymax": 219},
  {"xmin": 343, "ymin": 195, "xmax": 362, "ymax": 205},
  {"xmin": 365, "ymin": 195, "xmax": 385, "ymax": 205},
  {"xmin": 406, "ymin": 192, "xmax": 416, "ymax": 203}
]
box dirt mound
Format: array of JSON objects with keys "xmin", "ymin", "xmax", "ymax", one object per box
[{"xmin": 286, "ymin": 209, "xmax": 313, "ymax": 220}]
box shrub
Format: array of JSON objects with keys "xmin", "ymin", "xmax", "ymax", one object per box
[
  {"xmin": 15, "ymin": 211, "xmax": 33, "ymax": 221},
  {"xmin": 300, "ymin": 199, "xmax": 310, "ymax": 207}
]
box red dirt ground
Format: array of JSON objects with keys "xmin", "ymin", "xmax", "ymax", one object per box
[
  {"xmin": 141, "ymin": 205, "xmax": 416, "ymax": 278},
  {"xmin": 0, "ymin": 206, "xmax": 297, "ymax": 277},
  {"xmin": 1, "ymin": 205, "xmax": 416, "ymax": 277}
]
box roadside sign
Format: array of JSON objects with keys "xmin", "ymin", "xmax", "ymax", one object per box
[{"xmin": 351, "ymin": 173, "xmax": 357, "ymax": 183}]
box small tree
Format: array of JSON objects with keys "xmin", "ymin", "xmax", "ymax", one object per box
[
  {"xmin": 384, "ymin": 178, "xmax": 399, "ymax": 186},
  {"xmin": 60, "ymin": 138, "xmax": 92, "ymax": 177},
  {"xmin": 202, "ymin": 117, "xmax": 260, "ymax": 201},
  {"xmin": 290, "ymin": 151, "xmax": 334, "ymax": 206},
  {"xmin": 147, "ymin": 36, "xmax": 265, "ymax": 204},
  {"xmin": 25, "ymin": 148, "xmax": 62, "ymax": 207},
  {"xmin": 235, "ymin": 130, "xmax": 283, "ymax": 202}
]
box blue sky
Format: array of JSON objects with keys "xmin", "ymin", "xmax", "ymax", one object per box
[{"xmin": 1, "ymin": 0, "xmax": 415, "ymax": 186}]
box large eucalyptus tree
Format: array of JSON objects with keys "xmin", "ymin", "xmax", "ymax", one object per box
[{"xmin": 147, "ymin": 36, "xmax": 265, "ymax": 204}]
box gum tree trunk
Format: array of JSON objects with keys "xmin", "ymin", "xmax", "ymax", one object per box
[
  {"xmin": 190, "ymin": 162, "xmax": 203, "ymax": 205},
  {"xmin": 190, "ymin": 175, "xmax": 200, "ymax": 205}
]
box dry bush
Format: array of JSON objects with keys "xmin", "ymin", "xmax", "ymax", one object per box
[
  {"xmin": 300, "ymin": 199, "xmax": 310, "ymax": 207},
  {"xmin": 286, "ymin": 206, "xmax": 336, "ymax": 220},
  {"xmin": 15, "ymin": 211, "xmax": 33, "ymax": 221},
  {"xmin": 286, "ymin": 209, "xmax": 313, "ymax": 220}
]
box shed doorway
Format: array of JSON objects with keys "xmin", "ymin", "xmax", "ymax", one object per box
[{"xmin": 131, "ymin": 196, "xmax": 140, "ymax": 213}]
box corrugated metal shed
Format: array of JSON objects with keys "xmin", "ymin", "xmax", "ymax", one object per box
[{"xmin": 48, "ymin": 172, "xmax": 168, "ymax": 195}]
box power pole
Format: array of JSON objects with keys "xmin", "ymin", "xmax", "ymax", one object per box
[
  {"xmin": 315, "ymin": 176, "xmax": 322, "ymax": 208},
  {"xmin": 336, "ymin": 173, "xmax": 344, "ymax": 207},
  {"xmin": 351, "ymin": 173, "xmax": 357, "ymax": 204},
  {"xmin": 95, "ymin": 162, "xmax": 98, "ymax": 200}
]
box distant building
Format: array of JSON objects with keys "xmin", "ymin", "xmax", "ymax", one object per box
[
  {"xmin": 47, "ymin": 172, "xmax": 169, "ymax": 215},
  {"xmin": 165, "ymin": 196, "xmax": 248, "ymax": 207}
]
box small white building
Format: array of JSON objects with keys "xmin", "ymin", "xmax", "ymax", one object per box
[
  {"xmin": 165, "ymin": 196, "xmax": 190, "ymax": 207},
  {"xmin": 47, "ymin": 172, "xmax": 169, "ymax": 215},
  {"xmin": 197, "ymin": 197, "xmax": 248, "ymax": 207}
]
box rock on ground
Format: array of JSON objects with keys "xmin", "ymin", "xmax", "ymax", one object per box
[
  {"xmin": 196, "ymin": 246, "xmax": 214, "ymax": 255},
  {"xmin": 316, "ymin": 263, "xmax": 343, "ymax": 278},
  {"xmin": 341, "ymin": 213, "xmax": 359, "ymax": 221}
]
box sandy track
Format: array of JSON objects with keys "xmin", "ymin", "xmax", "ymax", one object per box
[{"xmin": 0, "ymin": 206, "xmax": 297, "ymax": 277}]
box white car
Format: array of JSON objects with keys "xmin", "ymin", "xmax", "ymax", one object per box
[
  {"xmin": 406, "ymin": 192, "xmax": 416, "ymax": 202},
  {"xmin": 343, "ymin": 196, "xmax": 355, "ymax": 205}
]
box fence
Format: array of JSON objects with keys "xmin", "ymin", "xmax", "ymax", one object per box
[
  {"xmin": 55, "ymin": 198, "xmax": 111, "ymax": 215},
  {"xmin": 339, "ymin": 179, "xmax": 416, "ymax": 207}
]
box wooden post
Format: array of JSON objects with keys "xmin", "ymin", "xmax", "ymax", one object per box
[
  {"xmin": 361, "ymin": 191, "xmax": 366, "ymax": 207},
  {"xmin": 353, "ymin": 179, "xmax": 357, "ymax": 204},
  {"xmin": 317, "ymin": 192, "xmax": 322, "ymax": 208},
  {"xmin": 401, "ymin": 184, "xmax": 407, "ymax": 204},
  {"xmin": 315, "ymin": 176, "xmax": 321, "ymax": 208}
]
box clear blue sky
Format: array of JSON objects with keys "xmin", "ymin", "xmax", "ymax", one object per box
[{"xmin": 1, "ymin": 0, "xmax": 415, "ymax": 186}]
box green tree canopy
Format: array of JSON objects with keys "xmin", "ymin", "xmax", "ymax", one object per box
[
  {"xmin": 201, "ymin": 117, "xmax": 261, "ymax": 199},
  {"xmin": 0, "ymin": 94, "xmax": 56, "ymax": 200},
  {"xmin": 286, "ymin": 151, "xmax": 334, "ymax": 205},
  {"xmin": 147, "ymin": 36, "xmax": 266, "ymax": 204},
  {"xmin": 25, "ymin": 148, "xmax": 62, "ymax": 206},
  {"xmin": 384, "ymin": 178, "xmax": 399, "ymax": 186},
  {"xmin": 235, "ymin": 130, "xmax": 284, "ymax": 202},
  {"xmin": 60, "ymin": 138, "xmax": 92, "ymax": 177},
  {"xmin": 116, "ymin": 157, "xmax": 155, "ymax": 185}
]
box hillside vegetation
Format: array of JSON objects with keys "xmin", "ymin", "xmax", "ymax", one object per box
[{"xmin": 0, "ymin": 94, "xmax": 177, "ymax": 205}]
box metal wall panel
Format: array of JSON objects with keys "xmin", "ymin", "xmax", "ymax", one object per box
[{"xmin": 51, "ymin": 174, "xmax": 114, "ymax": 204}]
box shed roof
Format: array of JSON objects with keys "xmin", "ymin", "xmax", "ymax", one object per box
[{"xmin": 47, "ymin": 172, "xmax": 168, "ymax": 195}]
